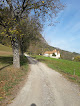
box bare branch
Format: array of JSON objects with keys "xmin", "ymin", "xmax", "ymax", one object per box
[
  {"xmin": 20, "ymin": 0, "xmax": 30, "ymax": 16},
  {"xmin": 22, "ymin": 0, "xmax": 26, "ymax": 8},
  {"xmin": 6, "ymin": 0, "xmax": 14, "ymax": 16},
  {"xmin": 20, "ymin": 2, "xmax": 45, "ymax": 17}
]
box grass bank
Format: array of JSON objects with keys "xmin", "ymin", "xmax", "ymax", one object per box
[
  {"xmin": 32, "ymin": 55, "xmax": 80, "ymax": 84},
  {"xmin": 0, "ymin": 44, "xmax": 12, "ymax": 56},
  {"xmin": 0, "ymin": 55, "xmax": 29, "ymax": 105},
  {"xmin": 0, "ymin": 44, "xmax": 12, "ymax": 52}
]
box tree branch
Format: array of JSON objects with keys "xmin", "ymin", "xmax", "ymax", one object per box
[
  {"xmin": 22, "ymin": 0, "xmax": 26, "ymax": 8},
  {"xmin": 6, "ymin": 0, "xmax": 14, "ymax": 16},
  {"xmin": 20, "ymin": 2, "xmax": 45, "ymax": 17},
  {"xmin": 20, "ymin": 0, "xmax": 30, "ymax": 16},
  {"xmin": 0, "ymin": 22, "xmax": 6, "ymax": 28}
]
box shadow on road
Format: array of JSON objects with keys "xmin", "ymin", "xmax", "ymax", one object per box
[
  {"xmin": 27, "ymin": 57, "xmax": 38, "ymax": 64},
  {"xmin": 31, "ymin": 103, "xmax": 36, "ymax": 106},
  {"xmin": 0, "ymin": 55, "xmax": 28, "ymax": 71}
]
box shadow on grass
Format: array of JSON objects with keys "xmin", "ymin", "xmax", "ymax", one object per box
[
  {"xmin": 37, "ymin": 59, "xmax": 46, "ymax": 62},
  {"xmin": 0, "ymin": 56, "xmax": 13, "ymax": 71},
  {"xmin": 0, "ymin": 55, "xmax": 28, "ymax": 70},
  {"xmin": 0, "ymin": 56, "xmax": 13, "ymax": 65},
  {"xmin": 0, "ymin": 64, "xmax": 11, "ymax": 71},
  {"xmin": 20, "ymin": 56, "xmax": 28, "ymax": 66}
]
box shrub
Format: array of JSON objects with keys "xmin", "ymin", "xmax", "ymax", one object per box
[
  {"xmin": 52, "ymin": 53, "xmax": 56, "ymax": 56},
  {"xmin": 74, "ymin": 56, "xmax": 80, "ymax": 62}
]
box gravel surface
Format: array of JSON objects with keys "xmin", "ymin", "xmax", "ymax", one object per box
[{"xmin": 8, "ymin": 54, "xmax": 80, "ymax": 106}]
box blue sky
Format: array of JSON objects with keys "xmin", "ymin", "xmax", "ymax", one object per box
[{"xmin": 42, "ymin": 0, "xmax": 80, "ymax": 53}]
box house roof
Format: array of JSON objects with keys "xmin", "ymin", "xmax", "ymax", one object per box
[{"xmin": 44, "ymin": 49, "xmax": 60, "ymax": 54}]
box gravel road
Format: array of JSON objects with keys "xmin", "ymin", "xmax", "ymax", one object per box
[{"xmin": 8, "ymin": 54, "xmax": 80, "ymax": 106}]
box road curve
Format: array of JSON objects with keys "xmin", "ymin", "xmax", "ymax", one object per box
[{"xmin": 8, "ymin": 54, "xmax": 80, "ymax": 106}]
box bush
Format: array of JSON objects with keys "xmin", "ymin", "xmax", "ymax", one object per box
[
  {"xmin": 52, "ymin": 53, "xmax": 56, "ymax": 56},
  {"xmin": 74, "ymin": 56, "xmax": 80, "ymax": 62}
]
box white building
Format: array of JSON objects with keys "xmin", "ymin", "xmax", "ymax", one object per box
[{"xmin": 43, "ymin": 49, "xmax": 60, "ymax": 59}]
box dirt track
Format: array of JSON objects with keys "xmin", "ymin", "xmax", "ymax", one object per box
[{"xmin": 8, "ymin": 54, "xmax": 80, "ymax": 106}]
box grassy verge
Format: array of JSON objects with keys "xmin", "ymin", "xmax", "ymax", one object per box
[
  {"xmin": 0, "ymin": 44, "xmax": 12, "ymax": 52},
  {"xmin": 32, "ymin": 55, "xmax": 80, "ymax": 84},
  {"xmin": 0, "ymin": 55, "xmax": 29, "ymax": 105}
]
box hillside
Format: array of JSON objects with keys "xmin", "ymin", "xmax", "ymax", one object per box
[
  {"xmin": 0, "ymin": 44, "xmax": 12, "ymax": 56},
  {"xmin": 27, "ymin": 36, "xmax": 80, "ymax": 60},
  {"xmin": 48, "ymin": 46, "xmax": 80, "ymax": 60},
  {"xmin": 0, "ymin": 44, "xmax": 12, "ymax": 52}
]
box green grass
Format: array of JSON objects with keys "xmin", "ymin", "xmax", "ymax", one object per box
[
  {"xmin": 32, "ymin": 55, "xmax": 80, "ymax": 83},
  {"xmin": 0, "ymin": 44, "xmax": 12, "ymax": 52}
]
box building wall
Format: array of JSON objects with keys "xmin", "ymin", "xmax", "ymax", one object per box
[
  {"xmin": 43, "ymin": 54, "xmax": 49, "ymax": 57},
  {"xmin": 44, "ymin": 52, "xmax": 60, "ymax": 59},
  {"xmin": 56, "ymin": 53, "xmax": 60, "ymax": 58},
  {"xmin": 55, "ymin": 52, "xmax": 57, "ymax": 56},
  {"xmin": 50, "ymin": 54, "xmax": 52, "ymax": 57}
]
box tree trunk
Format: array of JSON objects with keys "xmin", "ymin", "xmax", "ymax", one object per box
[
  {"xmin": 20, "ymin": 51, "xmax": 24, "ymax": 56},
  {"xmin": 20, "ymin": 42, "xmax": 24, "ymax": 56},
  {"xmin": 12, "ymin": 36, "xmax": 20, "ymax": 68}
]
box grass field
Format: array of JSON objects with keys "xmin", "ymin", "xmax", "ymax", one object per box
[
  {"xmin": 0, "ymin": 44, "xmax": 29, "ymax": 105},
  {"xmin": 32, "ymin": 55, "xmax": 80, "ymax": 84},
  {"xmin": 0, "ymin": 44, "xmax": 12, "ymax": 56},
  {"xmin": 0, "ymin": 44, "xmax": 12, "ymax": 52}
]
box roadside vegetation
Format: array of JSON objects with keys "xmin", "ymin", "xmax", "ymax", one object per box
[
  {"xmin": 74, "ymin": 55, "xmax": 80, "ymax": 62},
  {"xmin": 32, "ymin": 55, "xmax": 80, "ymax": 84},
  {"xmin": 0, "ymin": 45, "xmax": 29, "ymax": 105}
]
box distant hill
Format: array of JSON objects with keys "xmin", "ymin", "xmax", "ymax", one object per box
[{"xmin": 49, "ymin": 46, "xmax": 80, "ymax": 60}]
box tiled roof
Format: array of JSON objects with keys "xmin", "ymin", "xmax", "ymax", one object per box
[{"xmin": 44, "ymin": 49, "xmax": 60, "ymax": 54}]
